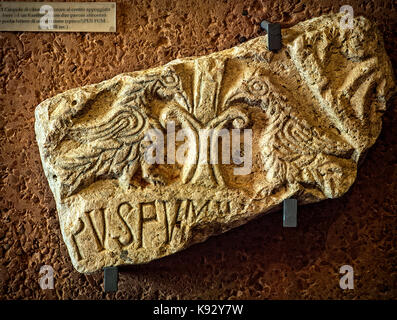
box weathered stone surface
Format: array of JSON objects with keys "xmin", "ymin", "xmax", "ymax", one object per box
[{"xmin": 35, "ymin": 13, "xmax": 395, "ymax": 273}]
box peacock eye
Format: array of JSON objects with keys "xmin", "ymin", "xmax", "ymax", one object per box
[
  {"xmin": 232, "ymin": 117, "xmax": 245, "ymax": 129},
  {"xmin": 161, "ymin": 73, "xmax": 179, "ymax": 87},
  {"xmin": 252, "ymin": 82, "xmax": 262, "ymax": 91},
  {"xmin": 247, "ymin": 78, "xmax": 269, "ymax": 96}
]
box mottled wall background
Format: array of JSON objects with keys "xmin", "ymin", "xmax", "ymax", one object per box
[{"xmin": 0, "ymin": 0, "xmax": 396, "ymax": 299}]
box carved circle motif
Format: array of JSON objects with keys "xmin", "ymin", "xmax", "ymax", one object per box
[
  {"xmin": 161, "ymin": 72, "xmax": 179, "ymax": 88},
  {"xmin": 246, "ymin": 78, "xmax": 269, "ymax": 96}
]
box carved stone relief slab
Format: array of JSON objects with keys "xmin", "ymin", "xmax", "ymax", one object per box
[{"xmin": 35, "ymin": 14, "xmax": 395, "ymax": 273}]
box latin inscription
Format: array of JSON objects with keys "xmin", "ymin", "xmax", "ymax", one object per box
[{"xmin": 70, "ymin": 199, "xmax": 233, "ymax": 261}]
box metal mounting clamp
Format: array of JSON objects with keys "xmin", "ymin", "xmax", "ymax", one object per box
[
  {"xmin": 104, "ymin": 266, "xmax": 118, "ymax": 292},
  {"xmin": 260, "ymin": 20, "xmax": 282, "ymax": 51},
  {"xmin": 283, "ymin": 198, "xmax": 297, "ymax": 227}
]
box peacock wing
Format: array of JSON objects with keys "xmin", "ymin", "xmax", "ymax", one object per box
[{"xmin": 55, "ymin": 108, "xmax": 149, "ymax": 197}]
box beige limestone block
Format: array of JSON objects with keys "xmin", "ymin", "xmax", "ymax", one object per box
[{"xmin": 35, "ymin": 13, "xmax": 395, "ymax": 273}]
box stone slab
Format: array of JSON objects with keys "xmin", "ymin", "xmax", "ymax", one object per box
[{"xmin": 35, "ymin": 13, "xmax": 395, "ymax": 273}]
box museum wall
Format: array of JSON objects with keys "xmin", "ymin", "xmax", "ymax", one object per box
[{"xmin": 0, "ymin": 0, "xmax": 396, "ymax": 299}]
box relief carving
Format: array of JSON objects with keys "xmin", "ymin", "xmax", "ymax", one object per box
[{"xmin": 35, "ymin": 14, "xmax": 395, "ymax": 272}]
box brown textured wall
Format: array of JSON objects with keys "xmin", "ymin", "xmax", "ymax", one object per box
[{"xmin": 0, "ymin": 0, "xmax": 396, "ymax": 300}]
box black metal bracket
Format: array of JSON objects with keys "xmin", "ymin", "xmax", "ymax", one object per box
[
  {"xmin": 260, "ymin": 20, "xmax": 282, "ymax": 51},
  {"xmin": 104, "ymin": 266, "xmax": 118, "ymax": 292},
  {"xmin": 283, "ymin": 199, "xmax": 297, "ymax": 227}
]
